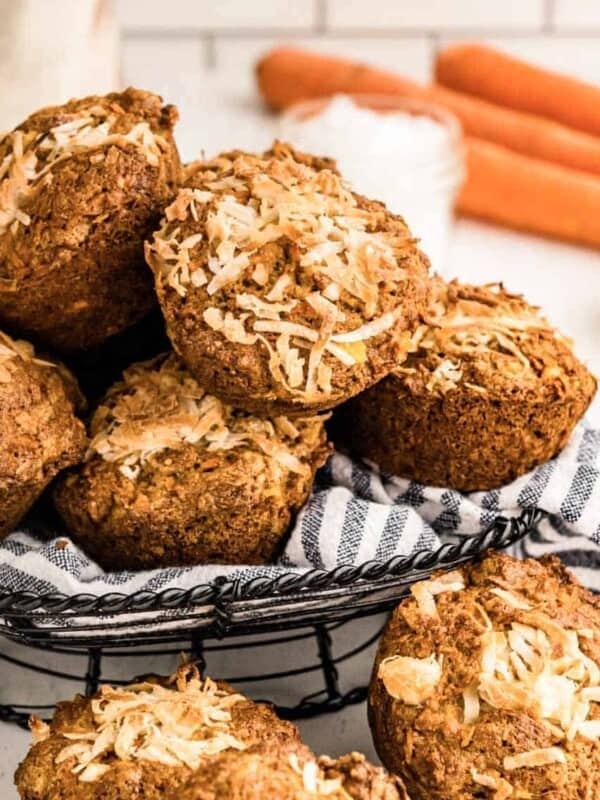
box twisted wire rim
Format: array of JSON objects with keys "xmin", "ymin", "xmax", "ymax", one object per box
[{"xmin": 0, "ymin": 508, "xmax": 541, "ymax": 617}]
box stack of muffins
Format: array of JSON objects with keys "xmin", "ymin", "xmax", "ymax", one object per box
[{"xmin": 0, "ymin": 88, "xmax": 595, "ymax": 571}]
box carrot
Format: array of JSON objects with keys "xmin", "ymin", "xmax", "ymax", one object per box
[
  {"xmin": 436, "ymin": 43, "xmax": 600, "ymax": 138},
  {"xmin": 256, "ymin": 47, "xmax": 424, "ymax": 109},
  {"xmin": 256, "ymin": 47, "xmax": 600, "ymax": 176},
  {"xmin": 458, "ymin": 137, "xmax": 600, "ymax": 249}
]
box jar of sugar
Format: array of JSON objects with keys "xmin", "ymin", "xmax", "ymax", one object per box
[{"xmin": 278, "ymin": 94, "xmax": 464, "ymax": 274}]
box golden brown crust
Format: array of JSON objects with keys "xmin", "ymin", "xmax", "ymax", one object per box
[
  {"xmin": 338, "ymin": 279, "xmax": 596, "ymax": 491},
  {"xmin": 15, "ymin": 666, "xmax": 302, "ymax": 800},
  {"xmin": 146, "ymin": 142, "xmax": 430, "ymax": 415},
  {"xmin": 0, "ymin": 332, "xmax": 86, "ymax": 537},
  {"xmin": 0, "ymin": 88, "xmax": 181, "ymax": 351},
  {"xmin": 176, "ymin": 747, "xmax": 409, "ymax": 799},
  {"xmin": 53, "ymin": 353, "xmax": 330, "ymax": 569},
  {"xmin": 368, "ymin": 553, "xmax": 600, "ymax": 800}
]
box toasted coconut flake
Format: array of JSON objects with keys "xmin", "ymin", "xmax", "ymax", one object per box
[
  {"xmin": 88, "ymin": 354, "xmax": 322, "ymax": 480},
  {"xmin": 471, "ymin": 769, "xmax": 514, "ymax": 800},
  {"xmin": 503, "ymin": 747, "xmax": 566, "ymax": 771},
  {"xmin": 252, "ymin": 261, "xmax": 268, "ymax": 286},
  {"xmin": 471, "ymin": 769, "xmax": 514, "ymax": 799},
  {"xmin": 477, "ymin": 613, "xmax": 600, "ymax": 743},
  {"xmin": 54, "ymin": 665, "xmax": 247, "ymax": 783},
  {"xmin": 329, "ymin": 311, "xmax": 396, "ymax": 343},
  {"xmin": 463, "ymin": 683, "xmax": 481, "ymax": 725},
  {"xmin": 288, "ymin": 753, "xmax": 351, "ymax": 798},
  {"xmin": 410, "ymin": 570, "xmax": 465, "ymax": 619},
  {"xmin": 203, "ymin": 307, "xmax": 257, "ymax": 345},
  {"xmin": 265, "ymin": 274, "xmax": 292, "ymax": 302},
  {"xmin": 578, "ymin": 720, "xmax": 600, "ymax": 739},
  {"xmin": 147, "ymin": 144, "xmax": 416, "ymax": 399},
  {"xmin": 0, "ymin": 330, "xmax": 55, "ymax": 374},
  {"xmin": 378, "ymin": 654, "xmax": 442, "ymax": 705},
  {"xmin": 237, "ymin": 292, "xmax": 297, "ymax": 320},
  {"xmin": 426, "ymin": 358, "xmax": 462, "ymax": 393},
  {"xmin": 415, "ymin": 281, "xmax": 561, "ymax": 393},
  {"xmin": 490, "ymin": 588, "xmax": 533, "ymax": 611},
  {"xmin": 0, "ymin": 106, "xmax": 168, "ymax": 236},
  {"xmin": 29, "ymin": 714, "xmax": 51, "ymax": 743},
  {"xmin": 578, "ymin": 629, "xmax": 595, "ymax": 640}
]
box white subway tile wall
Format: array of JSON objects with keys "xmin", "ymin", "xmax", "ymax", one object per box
[
  {"xmin": 116, "ymin": 0, "xmax": 316, "ymax": 30},
  {"xmin": 326, "ymin": 0, "xmax": 546, "ymax": 31},
  {"xmin": 553, "ymin": 0, "xmax": 600, "ymax": 29},
  {"xmin": 119, "ymin": 0, "xmax": 600, "ymax": 104}
]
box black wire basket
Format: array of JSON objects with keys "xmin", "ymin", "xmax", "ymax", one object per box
[
  {"xmin": 0, "ymin": 508, "xmax": 542, "ymax": 729},
  {"xmin": 0, "ymin": 508, "xmax": 540, "ymax": 646}
]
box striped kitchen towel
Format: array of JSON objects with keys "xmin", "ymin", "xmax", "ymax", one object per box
[{"xmin": 0, "ymin": 423, "xmax": 598, "ymax": 597}]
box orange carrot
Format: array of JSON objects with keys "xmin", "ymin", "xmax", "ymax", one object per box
[
  {"xmin": 458, "ymin": 137, "xmax": 600, "ymax": 248},
  {"xmin": 256, "ymin": 47, "xmax": 600, "ymax": 176},
  {"xmin": 436, "ymin": 44, "xmax": 600, "ymax": 138},
  {"xmin": 256, "ymin": 47, "xmax": 424, "ymax": 109}
]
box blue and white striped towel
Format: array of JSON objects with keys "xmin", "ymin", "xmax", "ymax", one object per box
[{"xmin": 0, "ymin": 423, "xmax": 598, "ymax": 597}]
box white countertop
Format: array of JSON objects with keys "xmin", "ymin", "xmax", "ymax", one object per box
[{"xmin": 1, "ymin": 87, "xmax": 599, "ymax": 796}]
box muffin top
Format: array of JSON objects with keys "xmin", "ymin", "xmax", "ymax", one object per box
[
  {"xmin": 0, "ymin": 87, "xmax": 178, "ymax": 272},
  {"xmin": 370, "ymin": 553, "xmax": 600, "ymax": 800},
  {"xmin": 176, "ymin": 747, "xmax": 408, "ymax": 800},
  {"xmin": 146, "ymin": 142, "xmax": 429, "ymax": 408},
  {"xmin": 87, "ymin": 353, "xmax": 328, "ymax": 483},
  {"xmin": 17, "ymin": 664, "xmax": 300, "ymax": 799},
  {"xmin": 32, "ymin": 667, "xmax": 249, "ymax": 782},
  {"xmin": 397, "ymin": 279, "xmax": 596, "ymax": 401},
  {"xmin": 0, "ymin": 331, "xmax": 85, "ymax": 485}
]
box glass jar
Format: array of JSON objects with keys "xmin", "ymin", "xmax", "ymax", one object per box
[{"xmin": 278, "ymin": 94, "xmax": 465, "ymax": 275}]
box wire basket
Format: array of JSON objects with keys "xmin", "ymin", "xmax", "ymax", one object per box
[
  {"xmin": 0, "ymin": 614, "xmax": 387, "ymax": 729},
  {"xmin": 0, "ymin": 508, "xmax": 541, "ymax": 729},
  {"xmin": 0, "ymin": 509, "xmax": 541, "ymax": 647}
]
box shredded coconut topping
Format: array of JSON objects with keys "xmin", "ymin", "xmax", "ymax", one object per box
[
  {"xmin": 88, "ymin": 354, "xmax": 323, "ymax": 480},
  {"xmin": 503, "ymin": 747, "xmax": 566, "ymax": 771},
  {"xmin": 410, "ymin": 570, "xmax": 466, "ymax": 619},
  {"xmin": 288, "ymin": 753, "xmax": 351, "ymax": 798},
  {"xmin": 146, "ymin": 143, "xmax": 416, "ymax": 399},
  {"xmin": 52, "ymin": 665, "xmax": 246, "ymax": 783},
  {"xmin": 471, "ymin": 769, "xmax": 514, "ymax": 799},
  {"xmin": 0, "ymin": 330, "xmax": 54, "ymax": 382},
  {"xmin": 0, "ymin": 103, "xmax": 168, "ymax": 237},
  {"xmin": 378, "ymin": 654, "xmax": 443, "ymax": 705},
  {"xmin": 489, "ymin": 587, "xmax": 533, "ymax": 611},
  {"xmin": 410, "ymin": 281, "xmax": 561, "ymax": 394},
  {"xmin": 29, "ymin": 715, "xmax": 51, "ymax": 744},
  {"xmin": 462, "ymin": 683, "xmax": 481, "ymax": 726},
  {"xmin": 475, "ymin": 611, "xmax": 600, "ymax": 743}
]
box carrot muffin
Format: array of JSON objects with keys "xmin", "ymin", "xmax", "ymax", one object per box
[
  {"xmin": 15, "ymin": 663, "xmax": 302, "ymax": 800},
  {"xmin": 369, "ymin": 553, "xmax": 600, "ymax": 800},
  {"xmin": 339, "ymin": 279, "xmax": 596, "ymax": 491},
  {"xmin": 176, "ymin": 745, "xmax": 409, "ymax": 799},
  {"xmin": 0, "ymin": 88, "xmax": 181, "ymax": 351},
  {"xmin": 0, "ymin": 331, "xmax": 86, "ymax": 538},
  {"xmin": 145, "ymin": 142, "xmax": 430, "ymax": 415},
  {"xmin": 53, "ymin": 353, "xmax": 330, "ymax": 570}
]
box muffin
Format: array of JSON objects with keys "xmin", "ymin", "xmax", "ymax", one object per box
[
  {"xmin": 176, "ymin": 745, "xmax": 409, "ymax": 799},
  {"xmin": 145, "ymin": 141, "xmax": 430, "ymax": 415},
  {"xmin": 369, "ymin": 553, "xmax": 600, "ymax": 800},
  {"xmin": 15, "ymin": 663, "xmax": 302, "ymax": 800},
  {"xmin": 0, "ymin": 330, "xmax": 86, "ymax": 538},
  {"xmin": 339, "ymin": 279, "xmax": 596, "ymax": 491},
  {"xmin": 0, "ymin": 87, "xmax": 181, "ymax": 351},
  {"xmin": 53, "ymin": 353, "xmax": 330, "ymax": 570}
]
